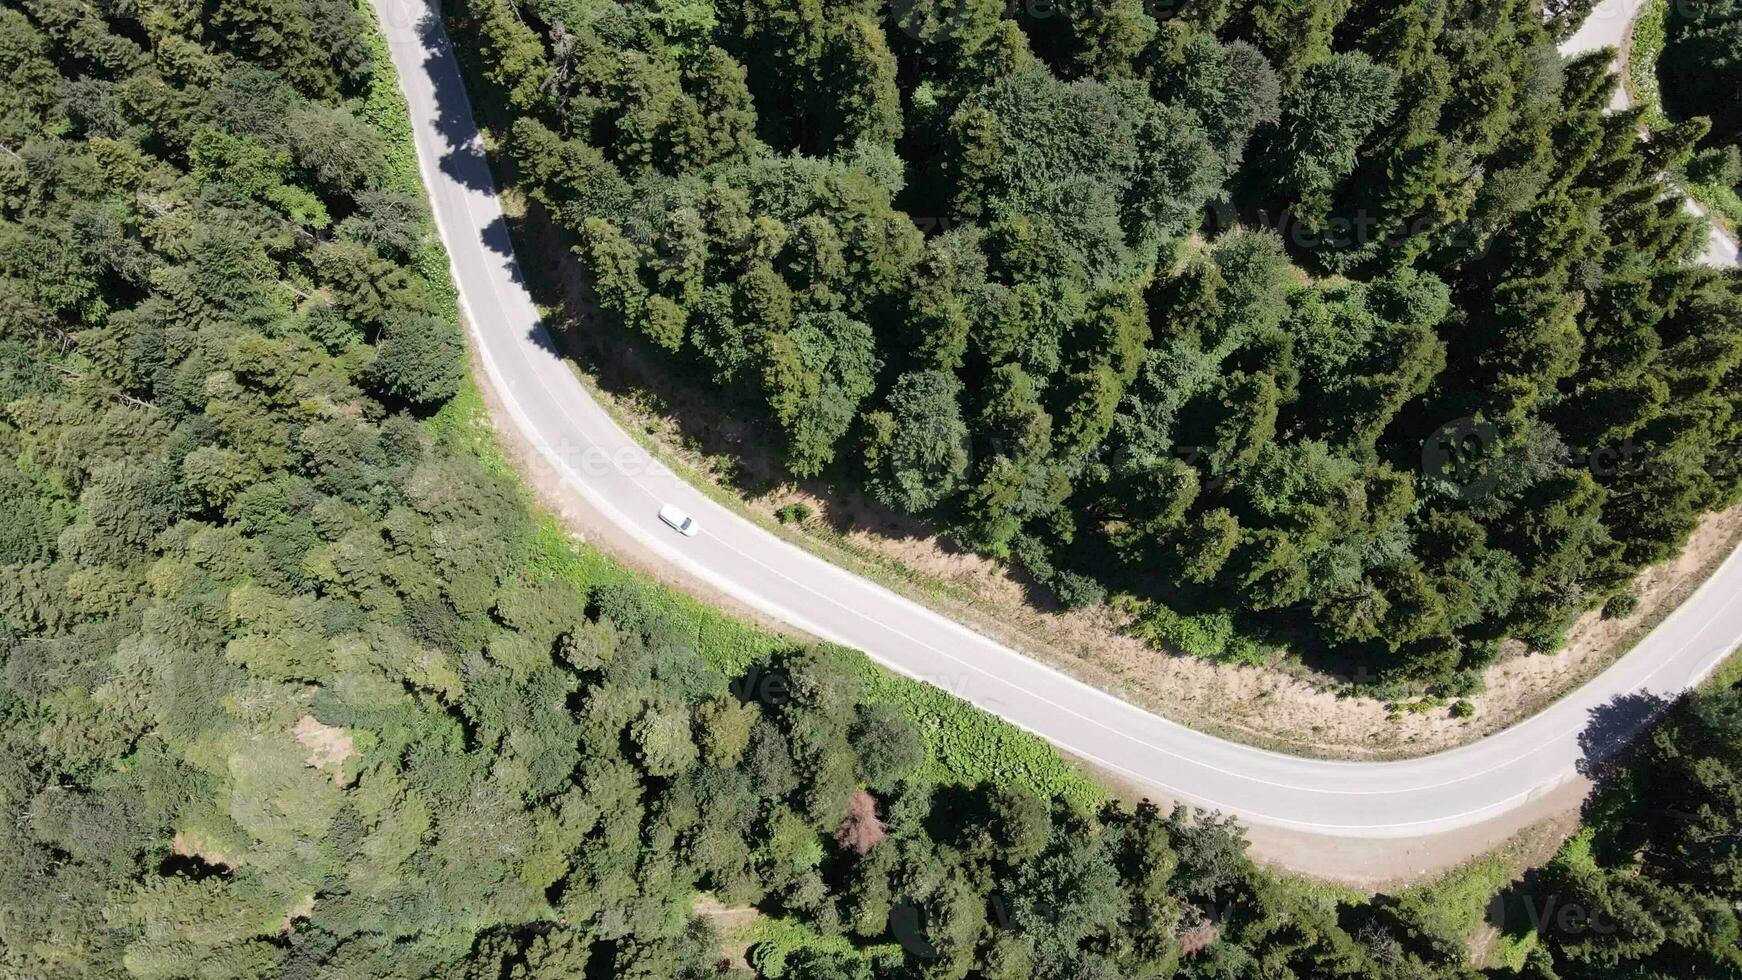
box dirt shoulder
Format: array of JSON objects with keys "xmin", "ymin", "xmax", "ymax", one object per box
[
  {"xmin": 1072, "ymin": 737, "xmax": 1587, "ymax": 891},
  {"xmin": 1243, "ymin": 779, "xmax": 1590, "ymax": 892},
  {"xmin": 734, "ymin": 476, "xmax": 1742, "ymax": 761}
]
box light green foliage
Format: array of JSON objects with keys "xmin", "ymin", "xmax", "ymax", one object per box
[{"xmin": 762, "ymin": 311, "xmax": 879, "ymax": 477}]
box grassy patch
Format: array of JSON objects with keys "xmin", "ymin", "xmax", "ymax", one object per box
[
  {"xmin": 1398, "ymin": 851, "xmax": 1513, "ymax": 939},
  {"xmin": 846, "ymin": 652, "xmax": 1107, "ymax": 811},
  {"xmin": 736, "ymin": 915, "xmax": 903, "ymax": 978},
  {"xmin": 1276, "ymin": 873, "xmax": 1366, "ymax": 912},
  {"xmin": 1628, "ymin": 0, "xmax": 1670, "ymax": 124},
  {"xmin": 1389, "ymin": 816, "xmax": 1593, "ymax": 970},
  {"xmin": 1699, "ymin": 646, "xmax": 1742, "ymax": 693},
  {"xmin": 1627, "ymin": 0, "xmax": 1742, "ymax": 237},
  {"xmin": 1410, "ymin": 851, "xmax": 1532, "ymax": 969},
  {"xmin": 1682, "ymin": 178, "xmax": 1742, "ymax": 234}
]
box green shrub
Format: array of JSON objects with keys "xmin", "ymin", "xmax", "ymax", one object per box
[
  {"xmin": 1602, "ymin": 592, "xmax": 1639, "ymax": 620},
  {"xmin": 1389, "ymin": 695, "xmax": 1448, "ymax": 717},
  {"xmin": 775, "ymin": 502, "xmax": 815, "ymax": 525},
  {"xmin": 1449, "ymin": 699, "xmax": 1475, "ymax": 718},
  {"xmin": 1363, "ymin": 678, "xmax": 1416, "ymax": 703},
  {"xmin": 1129, "ymin": 602, "xmax": 1265, "ymax": 665},
  {"xmin": 1431, "ymin": 669, "xmax": 1485, "ymax": 699},
  {"xmin": 1686, "ymin": 146, "xmax": 1742, "ymax": 188},
  {"xmin": 1051, "ymin": 569, "xmax": 1106, "ymax": 610},
  {"xmin": 1133, "ymin": 603, "xmax": 1227, "ymax": 658}
]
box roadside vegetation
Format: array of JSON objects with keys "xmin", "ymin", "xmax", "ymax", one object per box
[
  {"xmin": 1659, "ymin": 0, "xmax": 1742, "ymax": 234},
  {"xmin": 460, "ymin": 0, "xmax": 1742, "ymax": 702},
  {"xmin": 1486, "ymin": 671, "xmax": 1742, "ymax": 979}
]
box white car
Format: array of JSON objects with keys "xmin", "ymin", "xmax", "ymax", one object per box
[{"xmin": 658, "ymin": 503, "xmax": 699, "ymax": 537}]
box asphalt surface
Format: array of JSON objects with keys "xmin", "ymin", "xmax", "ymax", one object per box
[{"xmin": 374, "ymin": 0, "xmax": 1742, "ymax": 838}]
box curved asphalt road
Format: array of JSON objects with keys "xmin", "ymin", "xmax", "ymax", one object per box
[{"xmin": 374, "ymin": 0, "xmax": 1742, "ymax": 837}]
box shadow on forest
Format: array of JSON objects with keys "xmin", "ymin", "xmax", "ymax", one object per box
[{"xmin": 493, "ymin": 184, "xmax": 1068, "ymax": 609}]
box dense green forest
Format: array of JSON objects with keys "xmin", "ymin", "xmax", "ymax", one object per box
[
  {"xmin": 472, "ymin": 0, "xmax": 1742, "ymax": 684},
  {"xmin": 0, "ymin": 0, "xmax": 1561, "ymax": 976},
  {"xmin": 1662, "ymin": 0, "xmax": 1742, "ymax": 151},
  {"xmin": 1498, "ymin": 680, "xmax": 1742, "ymax": 979}
]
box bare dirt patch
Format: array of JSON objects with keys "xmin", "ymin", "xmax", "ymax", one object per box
[
  {"xmin": 693, "ymin": 895, "xmax": 762, "ymax": 972},
  {"xmin": 292, "ymin": 715, "xmax": 357, "ymax": 786},
  {"xmin": 170, "ymin": 830, "xmax": 238, "ymax": 870},
  {"xmin": 280, "ymin": 894, "xmax": 317, "ymax": 933}
]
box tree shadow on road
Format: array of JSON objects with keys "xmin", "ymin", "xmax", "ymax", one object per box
[
  {"xmin": 1575, "ymin": 690, "xmax": 1673, "ymax": 782},
  {"xmin": 409, "ymin": 2, "xmax": 498, "ymax": 199}
]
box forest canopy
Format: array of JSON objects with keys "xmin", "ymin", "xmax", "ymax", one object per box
[
  {"xmin": 0, "ymin": 0, "xmax": 1548, "ymax": 976},
  {"xmin": 472, "ymin": 0, "xmax": 1742, "ymax": 685}
]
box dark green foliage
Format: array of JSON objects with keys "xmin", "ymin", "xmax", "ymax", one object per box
[
  {"xmin": 6, "ymin": 0, "xmax": 1732, "ymax": 972},
  {"xmin": 943, "ymin": 65, "xmax": 1218, "ymax": 274},
  {"xmin": 1502, "ymin": 686, "xmax": 1742, "ymax": 978},
  {"xmin": 368, "ymin": 310, "xmax": 465, "ymax": 409},
  {"xmin": 469, "ymin": 0, "xmax": 1742, "ymax": 693},
  {"xmin": 864, "ymin": 369, "xmax": 969, "ymax": 513},
  {"xmin": 1600, "ymin": 592, "xmax": 1637, "ymax": 620},
  {"xmin": 1661, "ymin": 0, "xmax": 1742, "ymax": 148},
  {"xmin": 1245, "ymin": 51, "xmax": 1398, "ymax": 228}
]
